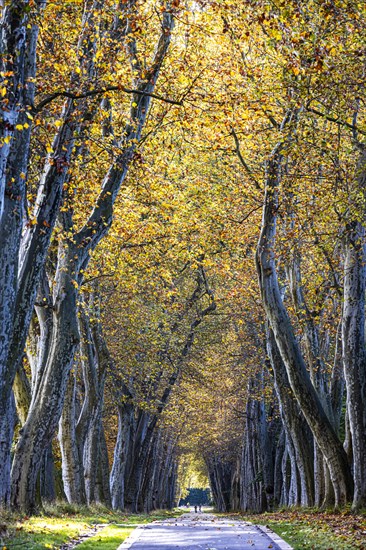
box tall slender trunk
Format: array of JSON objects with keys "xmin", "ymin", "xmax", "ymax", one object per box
[
  {"xmin": 59, "ymin": 372, "xmax": 86, "ymax": 505},
  {"xmin": 0, "ymin": 1, "xmax": 33, "ymax": 500},
  {"xmin": 342, "ymin": 151, "xmax": 366, "ymax": 509},
  {"xmin": 267, "ymin": 326, "xmax": 314, "ymax": 506},
  {"xmin": 273, "ymin": 428, "xmax": 286, "ymax": 506},
  {"xmin": 95, "ymin": 425, "xmax": 111, "ymax": 507},
  {"xmin": 83, "ymin": 307, "xmax": 110, "ymax": 505},
  {"xmin": 256, "ymin": 145, "xmax": 353, "ymax": 506},
  {"xmin": 206, "ymin": 456, "xmax": 232, "ymax": 512},
  {"xmin": 0, "ymin": 394, "xmax": 15, "ymax": 506},
  {"xmin": 240, "ymin": 391, "xmax": 272, "ymax": 513},
  {"xmin": 11, "ymin": 246, "xmax": 80, "ymax": 512},
  {"xmin": 110, "ymin": 402, "xmax": 134, "ymax": 510}
]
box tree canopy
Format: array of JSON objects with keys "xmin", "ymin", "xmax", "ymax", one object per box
[{"xmin": 0, "ymin": 0, "xmax": 366, "ymax": 515}]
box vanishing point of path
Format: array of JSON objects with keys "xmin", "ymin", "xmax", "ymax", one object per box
[{"xmin": 118, "ymin": 513, "xmax": 293, "ymax": 550}]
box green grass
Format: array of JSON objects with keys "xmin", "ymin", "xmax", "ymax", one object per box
[
  {"xmin": 0, "ymin": 503, "xmax": 184, "ymax": 550},
  {"xmin": 263, "ymin": 519, "xmax": 358, "ymax": 549},
  {"xmin": 214, "ymin": 509, "xmax": 366, "ymax": 550},
  {"xmin": 77, "ymin": 524, "xmax": 134, "ymax": 549}
]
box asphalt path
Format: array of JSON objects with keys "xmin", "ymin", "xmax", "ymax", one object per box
[{"xmin": 118, "ymin": 513, "xmax": 293, "ymax": 550}]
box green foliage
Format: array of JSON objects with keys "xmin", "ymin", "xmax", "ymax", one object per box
[{"xmin": 179, "ymin": 488, "xmax": 211, "ymax": 506}]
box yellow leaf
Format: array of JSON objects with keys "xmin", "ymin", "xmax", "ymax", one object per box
[
  {"xmin": 1, "ymin": 87, "xmax": 6, "ymax": 97},
  {"xmin": 46, "ymin": 145, "xmax": 54, "ymax": 154},
  {"xmin": 15, "ymin": 124, "xmax": 23, "ymax": 131},
  {"xmin": 4, "ymin": 136, "xmax": 11, "ymax": 144}
]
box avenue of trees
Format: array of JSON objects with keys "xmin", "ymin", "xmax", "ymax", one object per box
[{"xmin": 0, "ymin": 0, "xmax": 365, "ymax": 515}]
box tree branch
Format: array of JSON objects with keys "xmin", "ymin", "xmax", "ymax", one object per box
[
  {"xmin": 231, "ymin": 127, "xmax": 262, "ymax": 190},
  {"xmin": 306, "ymin": 105, "xmax": 366, "ymax": 137},
  {"xmin": 33, "ymin": 85, "xmax": 183, "ymax": 112}
]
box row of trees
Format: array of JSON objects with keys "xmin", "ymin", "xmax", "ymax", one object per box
[{"xmin": 0, "ymin": 0, "xmax": 365, "ymax": 514}]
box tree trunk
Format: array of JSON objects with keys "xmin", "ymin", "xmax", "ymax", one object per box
[
  {"xmin": 274, "ymin": 428, "xmax": 286, "ymax": 506},
  {"xmin": 267, "ymin": 326, "xmax": 314, "ymax": 506},
  {"xmin": 342, "ymin": 231, "xmax": 366, "ymax": 509},
  {"xmin": 110, "ymin": 402, "xmax": 134, "ymax": 510},
  {"xmin": 39, "ymin": 444, "xmax": 56, "ymax": 503},
  {"xmin": 256, "ymin": 146, "xmax": 353, "ymax": 506},
  {"xmin": 95, "ymin": 425, "xmax": 111, "ymax": 507},
  {"xmin": 11, "ymin": 246, "xmax": 80, "ymax": 512},
  {"xmin": 342, "ymin": 150, "xmax": 366, "ymax": 509},
  {"xmin": 59, "ymin": 372, "xmax": 86, "ymax": 505},
  {"xmin": 240, "ymin": 394, "xmax": 270, "ymax": 513},
  {"xmin": 0, "ymin": 394, "xmax": 15, "ymax": 506},
  {"xmin": 83, "ymin": 306, "xmax": 110, "ymax": 505}
]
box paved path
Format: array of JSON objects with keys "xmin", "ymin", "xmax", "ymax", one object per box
[{"xmin": 118, "ymin": 513, "xmax": 292, "ymax": 550}]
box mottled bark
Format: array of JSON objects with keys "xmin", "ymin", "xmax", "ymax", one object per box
[
  {"xmin": 342, "ymin": 152, "xmax": 366, "ymax": 509},
  {"xmin": 83, "ymin": 308, "xmax": 109, "ymax": 505},
  {"xmin": 256, "ymin": 145, "xmax": 352, "ymax": 506},
  {"xmin": 110, "ymin": 401, "xmax": 134, "ymax": 510},
  {"xmin": 274, "ymin": 428, "xmax": 286, "ymax": 506},
  {"xmin": 95, "ymin": 426, "xmax": 111, "ymax": 507},
  {"xmin": 39, "ymin": 444, "xmax": 56, "ymax": 503},
  {"xmin": 124, "ymin": 410, "xmax": 154, "ymax": 512},
  {"xmin": 240, "ymin": 392, "xmax": 273, "ymax": 513},
  {"xmin": 0, "ymin": 2, "xmax": 42, "ymax": 503},
  {"xmin": 267, "ymin": 327, "xmax": 314, "ymax": 506},
  {"xmin": 11, "ymin": 244, "xmax": 80, "ymax": 512},
  {"xmin": 0, "ymin": 1, "xmax": 32, "ymax": 215},
  {"xmin": 0, "ymin": 394, "xmax": 15, "ymax": 506},
  {"xmin": 59, "ymin": 372, "xmax": 86, "ymax": 505},
  {"xmin": 146, "ymin": 432, "xmax": 177, "ymax": 512}
]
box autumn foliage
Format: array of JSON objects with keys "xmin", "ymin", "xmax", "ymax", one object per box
[{"xmin": 0, "ymin": 0, "xmax": 366, "ymax": 527}]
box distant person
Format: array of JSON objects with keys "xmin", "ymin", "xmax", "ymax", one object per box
[
  {"xmin": 186, "ymin": 503, "xmax": 189, "ymax": 509},
  {"xmin": 194, "ymin": 505, "xmax": 197, "ymax": 513},
  {"xmin": 198, "ymin": 504, "xmax": 202, "ymax": 512}
]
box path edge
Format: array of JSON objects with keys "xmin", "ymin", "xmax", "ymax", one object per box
[
  {"xmin": 256, "ymin": 524, "xmax": 294, "ymax": 549},
  {"xmin": 117, "ymin": 525, "xmax": 145, "ymax": 549}
]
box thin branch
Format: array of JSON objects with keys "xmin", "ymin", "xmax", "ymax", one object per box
[
  {"xmin": 33, "ymin": 85, "xmax": 183, "ymax": 112},
  {"xmin": 306, "ymin": 105, "xmax": 366, "ymax": 137},
  {"xmin": 226, "ymin": 204, "xmax": 263, "ymax": 224},
  {"xmin": 231, "ymin": 127, "xmax": 262, "ymax": 190}
]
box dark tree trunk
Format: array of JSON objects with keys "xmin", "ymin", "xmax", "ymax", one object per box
[{"xmin": 95, "ymin": 425, "xmax": 111, "ymax": 507}]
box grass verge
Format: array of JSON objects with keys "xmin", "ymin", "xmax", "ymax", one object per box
[
  {"xmin": 76, "ymin": 524, "xmax": 134, "ymax": 549},
  {"xmin": 0, "ymin": 503, "xmax": 184, "ymax": 550},
  {"xmin": 218, "ymin": 508, "xmax": 366, "ymax": 549}
]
